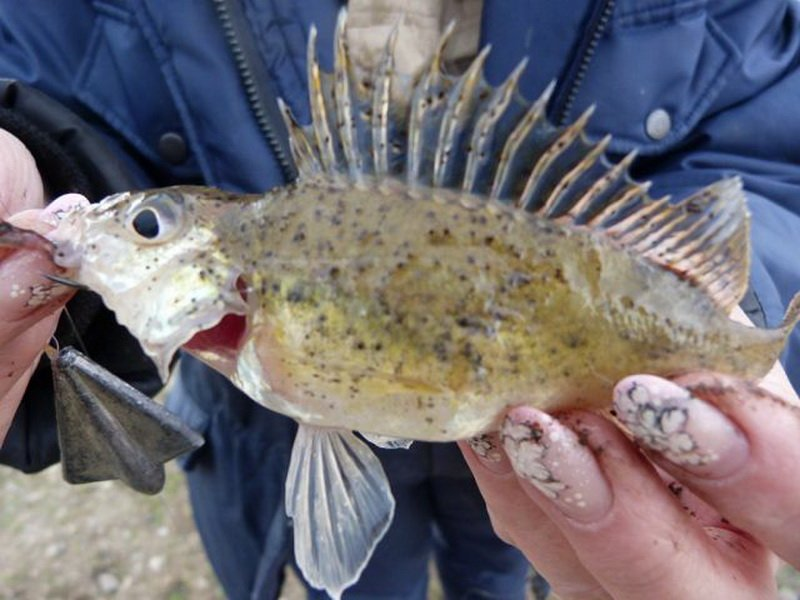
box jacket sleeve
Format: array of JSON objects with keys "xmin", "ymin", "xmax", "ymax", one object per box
[{"xmin": 0, "ymin": 80, "xmax": 162, "ymax": 472}]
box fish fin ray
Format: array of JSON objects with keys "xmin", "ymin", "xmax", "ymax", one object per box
[
  {"xmin": 277, "ymin": 98, "xmax": 323, "ymax": 180},
  {"xmin": 286, "ymin": 425, "xmax": 395, "ymax": 599},
  {"xmin": 605, "ymin": 178, "xmax": 750, "ymax": 311},
  {"xmin": 781, "ymin": 292, "xmax": 800, "ymax": 332},
  {"xmin": 359, "ymin": 432, "xmax": 414, "ymax": 449}
]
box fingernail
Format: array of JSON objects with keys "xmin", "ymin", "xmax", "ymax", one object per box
[
  {"xmin": 44, "ymin": 193, "xmax": 90, "ymax": 221},
  {"xmin": 0, "ymin": 254, "xmax": 68, "ymax": 317},
  {"xmin": 501, "ymin": 408, "xmax": 613, "ymax": 523},
  {"xmin": 613, "ymin": 375, "xmax": 749, "ymax": 478},
  {"xmin": 467, "ymin": 433, "xmax": 511, "ymax": 474}
]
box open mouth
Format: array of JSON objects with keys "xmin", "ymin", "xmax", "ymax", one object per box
[
  {"xmin": 184, "ymin": 312, "xmax": 248, "ymax": 354},
  {"xmin": 184, "ymin": 275, "xmax": 250, "ymax": 355}
]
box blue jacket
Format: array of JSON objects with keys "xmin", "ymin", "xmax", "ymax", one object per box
[{"xmin": 1, "ymin": 0, "xmax": 800, "ymax": 595}]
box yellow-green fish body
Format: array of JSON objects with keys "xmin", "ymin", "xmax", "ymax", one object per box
[{"xmin": 52, "ymin": 176, "xmax": 797, "ymax": 442}]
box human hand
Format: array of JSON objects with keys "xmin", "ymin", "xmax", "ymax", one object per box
[
  {"xmin": 460, "ymin": 313, "xmax": 800, "ymax": 599},
  {"xmin": 0, "ymin": 129, "xmax": 86, "ymax": 443}
]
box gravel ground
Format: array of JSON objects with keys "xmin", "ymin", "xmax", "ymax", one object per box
[{"xmin": 1, "ymin": 462, "xmax": 798, "ymax": 599}]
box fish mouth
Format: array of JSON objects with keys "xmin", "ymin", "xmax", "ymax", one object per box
[
  {"xmin": 183, "ymin": 313, "xmax": 247, "ymax": 355},
  {"xmin": 182, "ymin": 275, "xmax": 250, "ymax": 367}
]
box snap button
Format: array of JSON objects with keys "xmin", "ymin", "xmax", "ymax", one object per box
[
  {"xmin": 157, "ymin": 132, "xmax": 188, "ymax": 164},
  {"xmin": 645, "ymin": 108, "xmax": 672, "ymax": 141}
]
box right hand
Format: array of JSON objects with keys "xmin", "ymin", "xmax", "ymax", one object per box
[{"xmin": 0, "ymin": 128, "xmax": 83, "ymax": 443}]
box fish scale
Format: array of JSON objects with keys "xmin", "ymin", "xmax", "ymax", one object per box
[{"xmin": 5, "ymin": 9, "xmax": 799, "ymax": 599}]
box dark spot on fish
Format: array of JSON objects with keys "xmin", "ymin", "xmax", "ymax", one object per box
[
  {"xmin": 461, "ymin": 342, "xmax": 482, "ymax": 368},
  {"xmin": 287, "ymin": 284, "xmax": 305, "ymax": 303},
  {"xmin": 565, "ymin": 334, "xmax": 584, "ymax": 349},
  {"xmin": 685, "ymin": 200, "xmax": 703, "ymax": 214}
]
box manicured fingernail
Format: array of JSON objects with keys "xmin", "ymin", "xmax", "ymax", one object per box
[
  {"xmin": 0, "ymin": 254, "xmax": 68, "ymax": 317},
  {"xmin": 44, "ymin": 193, "xmax": 89, "ymax": 221},
  {"xmin": 614, "ymin": 375, "xmax": 749, "ymax": 478},
  {"xmin": 501, "ymin": 408, "xmax": 613, "ymax": 523},
  {"xmin": 467, "ymin": 433, "xmax": 511, "ymax": 473}
]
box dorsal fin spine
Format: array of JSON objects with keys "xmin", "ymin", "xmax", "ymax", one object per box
[
  {"xmin": 307, "ymin": 25, "xmax": 338, "ymax": 174},
  {"xmin": 569, "ymin": 151, "xmax": 638, "ymax": 223},
  {"xmin": 489, "ymin": 82, "xmax": 554, "ymax": 201},
  {"xmin": 433, "ymin": 45, "xmax": 491, "ymax": 188},
  {"xmin": 462, "ymin": 58, "xmax": 528, "ymax": 194},
  {"xmin": 407, "ymin": 21, "xmax": 456, "ymax": 188},
  {"xmin": 333, "ymin": 11, "xmax": 362, "ymax": 179},
  {"xmin": 540, "ymin": 134, "xmax": 611, "ymax": 217},
  {"xmin": 371, "ymin": 25, "xmax": 399, "ymax": 176},
  {"xmin": 277, "ymin": 98, "xmax": 322, "ymax": 179},
  {"xmin": 518, "ymin": 105, "xmax": 595, "ymax": 211}
]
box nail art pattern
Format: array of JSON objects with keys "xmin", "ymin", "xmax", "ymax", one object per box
[
  {"xmin": 615, "ymin": 381, "xmax": 718, "ymax": 466},
  {"xmin": 468, "ymin": 433, "xmax": 502, "ymax": 462},
  {"xmin": 502, "ymin": 418, "xmax": 568, "ymax": 500},
  {"xmin": 8, "ymin": 281, "xmax": 66, "ymax": 308}
]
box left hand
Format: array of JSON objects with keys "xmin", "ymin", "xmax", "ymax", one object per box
[{"xmin": 459, "ymin": 318, "xmax": 800, "ymax": 599}]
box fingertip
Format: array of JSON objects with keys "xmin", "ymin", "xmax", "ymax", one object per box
[
  {"xmin": 614, "ymin": 374, "xmax": 750, "ymax": 479},
  {"xmin": 501, "ymin": 407, "xmax": 613, "ymax": 523}
]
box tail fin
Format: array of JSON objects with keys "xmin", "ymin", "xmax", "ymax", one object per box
[{"xmin": 781, "ymin": 292, "xmax": 800, "ymax": 333}]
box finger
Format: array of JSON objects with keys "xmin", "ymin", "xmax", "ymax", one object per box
[
  {"xmin": 500, "ymin": 408, "xmax": 775, "ymax": 600},
  {"xmin": 0, "ymin": 332, "xmax": 49, "ymax": 443},
  {"xmin": 0, "ymin": 235, "xmax": 70, "ymax": 437},
  {"xmin": 614, "ymin": 373, "xmax": 800, "ymax": 568},
  {"xmin": 0, "ymin": 129, "xmax": 44, "ymax": 215},
  {"xmin": 459, "ymin": 437, "xmax": 609, "ymax": 599}
]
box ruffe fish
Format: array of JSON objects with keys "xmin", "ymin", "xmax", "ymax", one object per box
[{"xmin": 5, "ymin": 11, "xmax": 800, "ymax": 599}]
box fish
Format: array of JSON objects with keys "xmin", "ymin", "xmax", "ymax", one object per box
[{"xmin": 3, "ymin": 11, "xmax": 799, "ymax": 598}]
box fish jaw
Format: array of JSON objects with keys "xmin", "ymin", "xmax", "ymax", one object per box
[{"xmin": 48, "ymin": 193, "xmax": 249, "ymax": 380}]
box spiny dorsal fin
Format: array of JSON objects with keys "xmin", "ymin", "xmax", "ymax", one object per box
[{"xmin": 279, "ymin": 9, "xmax": 752, "ymax": 312}]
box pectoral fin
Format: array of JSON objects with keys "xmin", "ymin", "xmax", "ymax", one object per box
[
  {"xmin": 49, "ymin": 346, "xmax": 204, "ymax": 495},
  {"xmin": 285, "ymin": 424, "xmax": 395, "ymax": 599}
]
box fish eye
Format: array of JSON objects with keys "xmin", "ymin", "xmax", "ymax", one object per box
[
  {"xmin": 132, "ymin": 208, "xmax": 160, "ymax": 239},
  {"xmin": 125, "ymin": 191, "xmax": 185, "ymax": 244}
]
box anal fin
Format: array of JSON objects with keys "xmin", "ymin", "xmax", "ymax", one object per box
[
  {"xmin": 49, "ymin": 346, "xmax": 204, "ymax": 495},
  {"xmin": 286, "ymin": 425, "xmax": 395, "ymax": 599}
]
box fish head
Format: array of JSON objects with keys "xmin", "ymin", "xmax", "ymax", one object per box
[{"xmin": 50, "ymin": 187, "xmax": 249, "ymax": 379}]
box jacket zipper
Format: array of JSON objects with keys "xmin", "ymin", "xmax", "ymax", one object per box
[
  {"xmin": 211, "ymin": 0, "xmax": 298, "ymax": 182},
  {"xmin": 550, "ymin": 0, "xmax": 616, "ymax": 125}
]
